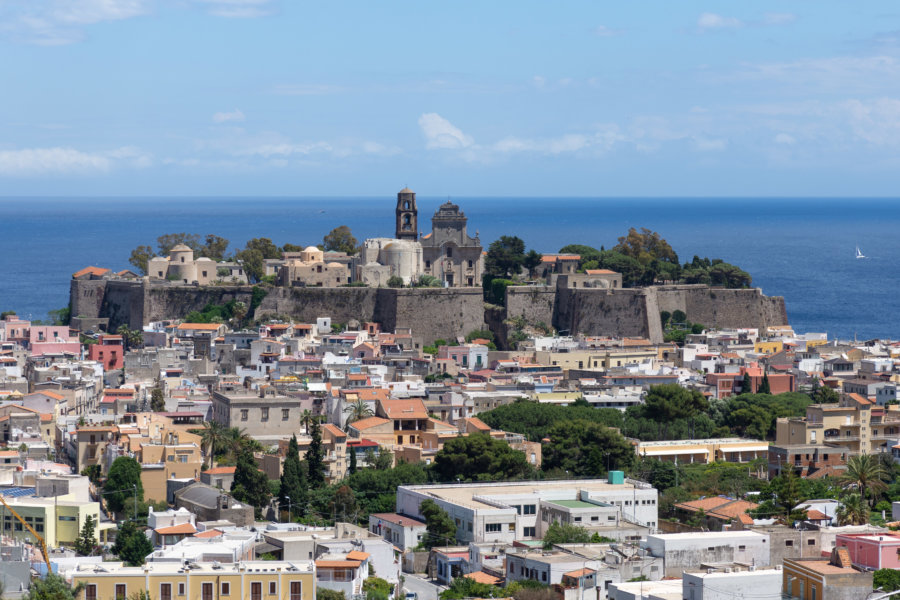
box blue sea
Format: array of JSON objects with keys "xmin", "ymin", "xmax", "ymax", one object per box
[{"xmin": 0, "ymin": 197, "xmax": 897, "ymax": 340}]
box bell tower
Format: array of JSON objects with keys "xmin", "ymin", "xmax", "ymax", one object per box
[{"xmin": 395, "ymin": 187, "xmax": 418, "ymax": 241}]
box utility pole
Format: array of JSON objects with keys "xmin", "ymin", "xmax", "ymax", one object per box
[{"xmin": 133, "ymin": 484, "xmax": 138, "ymax": 522}]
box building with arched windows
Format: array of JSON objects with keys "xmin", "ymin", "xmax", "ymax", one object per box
[{"xmin": 420, "ymin": 201, "xmax": 483, "ymax": 287}]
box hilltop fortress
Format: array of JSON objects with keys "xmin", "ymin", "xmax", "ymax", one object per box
[{"xmin": 69, "ymin": 190, "xmax": 789, "ymax": 346}]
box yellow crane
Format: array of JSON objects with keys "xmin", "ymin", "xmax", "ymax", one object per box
[{"xmin": 0, "ymin": 494, "xmax": 51, "ymax": 570}]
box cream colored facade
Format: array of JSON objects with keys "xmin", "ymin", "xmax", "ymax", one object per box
[
  {"xmin": 775, "ymin": 401, "xmax": 900, "ymax": 454},
  {"xmin": 634, "ymin": 438, "xmax": 769, "ymax": 464},
  {"xmin": 136, "ymin": 427, "xmax": 204, "ymax": 502},
  {"xmin": 357, "ymin": 238, "xmax": 423, "ymax": 286},
  {"xmin": 277, "ymin": 247, "xmax": 351, "ymax": 287},
  {"xmin": 533, "ymin": 348, "xmax": 657, "ymax": 372},
  {"xmin": 71, "ymin": 560, "xmax": 315, "ymax": 600},
  {"xmin": 148, "ymin": 245, "xmax": 218, "ymax": 285},
  {"xmin": 0, "ymin": 495, "xmax": 100, "ymax": 547}
]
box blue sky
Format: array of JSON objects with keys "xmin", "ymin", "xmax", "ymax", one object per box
[{"xmin": 3, "ymin": 1, "xmax": 900, "ymax": 196}]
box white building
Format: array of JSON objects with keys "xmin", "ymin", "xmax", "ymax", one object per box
[
  {"xmin": 642, "ymin": 532, "xmax": 770, "ymax": 578},
  {"xmin": 356, "ymin": 238, "xmax": 424, "ymax": 286},
  {"xmin": 682, "ymin": 566, "xmax": 782, "ymax": 600},
  {"xmin": 368, "ymin": 512, "xmax": 427, "ymax": 551},
  {"xmin": 396, "ymin": 477, "xmax": 658, "ymax": 544}
]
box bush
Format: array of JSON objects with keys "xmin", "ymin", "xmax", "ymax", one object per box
[{"xmin": 386, "ymin": 276, "xmax": 404, "ymax": 288}]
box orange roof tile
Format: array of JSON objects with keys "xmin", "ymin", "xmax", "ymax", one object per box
[
  {"xmin": 584, "ymin": 269, "xmax": 617, "ymax": 275},
  {"xmin": 805, "ymin": 509, "xmax": 830, "ymax": 521},
  {"xmin": 155, "ymin": 522, "xmax": 198, "ymax": 535},
  {"xmin": 204, "ymin": 466, "xmax": 236, "ymax": 475},
  {"xmin": 72, "ymin": 266, "xmax": 110, "ymax": 278},
  {"xmin": 379, "ymin": 398, "xmax": 429, "ymax": 420},
  {"xmin": 316, "ymin": 560, "xmax": 362, "ymax": 568},
  {"xmin": 321, "ymin": 423, "xmax": 347, "ymax": 438},
  {"xmin": 464, "ymin": 572, "xmax": 502, "ymax": 585},
  {"xmin": 346, "ymin": 551, "xmax": 370, "ymax": 561},
  {"xmin": 563, "ymin": 568, "xmax": 596, "ymax": 578},
  {"xmin": 349, "ymin": 417, "xmax": 391, "ymax": 431},
  {"xmin": 194, "ymin": 529, "xmax": 224, "ymax": 538},
  {"xmin": 177, "ymin": 323, "xmax": 223, "ymax": 331}
]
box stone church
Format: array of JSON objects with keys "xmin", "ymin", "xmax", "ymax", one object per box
[{"xmin": 419, "ymin": 197, "xmax": 484, "ymax": 288}]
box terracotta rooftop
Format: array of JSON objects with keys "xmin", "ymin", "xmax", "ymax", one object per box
[
  {"xmin": 349, "ymin": 417, "xmax": 391, "ymax": 431},
  {"xmin": 72, "ymin": 266, "xmax": 110, "ymax": 278},
  {"xmin": 155, "ymin": 522, "xmax": 197, "ymax": 535},
  {"xmin": 176, "ymin": 323, "xmax": 223, "ymax": 331},
  {"xmin": 370, "ymin": 513, "xmax": 426, "ymax": 527},
  {"xmin": 465, "ymin": 571, "xmax": 502, "ymax": 585},
  {"xmin": 204, "ymin": 466, "xmax": 236, "ymax": 475}
]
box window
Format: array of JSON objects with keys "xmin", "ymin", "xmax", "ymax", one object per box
[
  {"xmin": 738, "ymin": 545, "xmax": 746, "ymax": 551},
  {"xmin": 468, "ymin": 260, "xmax": 473, "ymax": 269},
  {"xmin": 178, "ymin": 583, "xmax": 186, "ymax": 596},
  {"xmin": 202, "ymin": 583, "xmax": 213, "ymax": 600},
  {"xmin": 524, "ymin": 527, "xmax": 536, "ymax": 537},
  {"xmin": 446, "ymin": 247, "xmax": 453, "ymax": 257},
  {"xmin": 486, "ymin": 523, "xmax": 502, "ymax": 533},
  {"xmin": 241, "ymin": 409, "xmax": 248, "ymax": 421},
  {"xmin": 541, "ymin": 572, "xmax": 547, "ymax": 582},
  {"xmin": 251, "ymin": 582, "xmax": 262, "ymax": 600},
  {"xmin": 785, "ymin": 540, "xmax": 794, "ymax": 547},
  {"xmin": 290, "ymin": 582, "xmax": 302, "ymax": 600},
  {"xmin": 283, "ymin": 409, "xmax": 290, "ymax": 421},
  {"xmin": 85, "ymin": 585, "xmax": 97, "ymax": 600},
  {"xmin": 116, "ymin": 584, "xmax": 127, "ymax": 600},
  {"xmin": 202, "ymin": 271, "xmax": 208, "ymax": 278},
  {"xmin": 221, "ymin": 583, "xmax": 231, "ymax": 596},
  {"xmin": 168, "ymin": 455, "xmax": 175, "ymax": 462},
  {"xmin": 425, "ymin": 261, "xmax": 431, "ymax": 269},
  {"xmin": 180, "ymin": 455, "xmax": 188, "ymax": 463},
  {"xmin": 808, "ymin": 539, "xmax": 816, "ymax": 545},
  {"xmin": 523, "ymin": 504, "xmax": 536, "ymax": 515},
  {"xmin": 261, "ymin": 407, "xmax": 269, "ymax": 421},
  {"xmin": 161, "ymin": 584, "xmax": 172, "ymax": 600},
  {"xmin": 270, "ymin": 582, "xmax": 277, "ymax": 595}
]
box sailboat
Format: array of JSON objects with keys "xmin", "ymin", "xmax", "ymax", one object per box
[{"xmin": 856, "ymin": 245, "xmax": 866, "ymax": 259}]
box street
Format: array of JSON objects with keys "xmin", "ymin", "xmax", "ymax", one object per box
[{"xmin": 402, "ymin": 573, "xmax": 446, "ymax": 600}]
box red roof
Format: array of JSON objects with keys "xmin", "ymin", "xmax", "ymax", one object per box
[
  {"xmin": 155, "ymin": 522, "xmax": 197, "ymax": 535},
  {"xmin": 204, "ymin": 466, "xmax": 236, "ymax": 475},
  {"xmin": 72, "ymin": 266, "xmax": 110, "ymax": 278}
]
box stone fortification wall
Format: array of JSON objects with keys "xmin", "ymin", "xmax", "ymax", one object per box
[
  {"xmin": 554, "ymin": 288, "xmax": 654, "ymax": 340},
  {"xmin": 653, "ymin": 285, "xmax": 788, "ymax": 331},
  {"xmin": 72, "ymin": 279, "xmax": 787, "ymax": 346},
  {"xmin": 505, "ymin": 286, "xmax": 556, "ymax": 327}
]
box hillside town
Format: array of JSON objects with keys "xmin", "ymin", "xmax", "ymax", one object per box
[{"xmin": 0, "ymin": 193, "xmax": 897, "ymax": 600}]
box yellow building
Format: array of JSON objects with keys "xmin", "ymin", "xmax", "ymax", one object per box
[
  {"xmin": 775, "ymin": 399, "xmax": 900, "ymax": 454},
  {"xmin": 133, "ymin": 428, "xmax": 204, "ymax": 503},
  {"xmin": 753, "ymin": 340, "xmax": 784, "ymax": 355},
  {"xmin": 0, "ymin": 495, "xmax": 101, "ymax": 547},
  {"xmin": 533, "ymin": 348, "xmax": 657, "ymax": 372},
  {"xmin": 70, "ymin": 560, "xmax": 315, "ymax": 600}
]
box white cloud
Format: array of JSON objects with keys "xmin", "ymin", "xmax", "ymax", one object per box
[
  {"xmin": 774, "ymin": 133, "xmax": 796, "ymax": 145},
  {"xmin": 697, "ymin": 13, "xmax": 742, "ymax": 30},
  {"xmin": 593, "ymin": 25, "xmax": 623, "ymax": 37},
  {"xmin": 1, "ymin": 0, "xmax": 149, "ymax": 44},
  {"xmin": 0, "ymin": 145, "xmax": 152, "ymax": 175},
  {"xmin": 693, "ymin": 137, "xmax": 727, "ymax": 152},
  {"xmin": 193, "ymin": 0, "xmax": 276, "ymax": 18},
  {"xmin": 418, "ymin": 113, "xmax": 474, "ymax": 150},
  {"xmin": 841, "ymin": 98, "xmax": 900, "ymax": 146},
  {"xmin": 213, "ymin": 109, "xmax": 246, "ymax": 123}
]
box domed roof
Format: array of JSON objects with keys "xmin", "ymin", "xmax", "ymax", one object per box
[
  {"xmin": 399, "ymin": 187, "xmax": 414, "ymax": 194},
  {"xmin": 170, "ymin": 244, "xmax": 193, "ymax": 252},
  {"xmin": 326, "ymin": 262, "xmax": 343, "ymax": 268},
  {"xmin": 304, "ymin": 245, "xmax": 320, "ymax": 253}
]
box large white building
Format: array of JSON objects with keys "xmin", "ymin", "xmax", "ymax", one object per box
[
  {"xmin": 642, "ymin": 531, "xmax": 770, "ymax": 578},
  {"xmin": 396, "ymin": 477, "xmax": 658, "ymax": 544}
]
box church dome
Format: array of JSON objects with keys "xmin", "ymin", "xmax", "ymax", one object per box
[{"xmin": 399, "ymin": 187, "xmax": 414, "ymax": 194}]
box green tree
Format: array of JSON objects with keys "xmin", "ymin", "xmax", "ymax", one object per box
[
  {"xmin": 234, "ymin": 248, "xmax": 265, "ymax": 283},
  {"xmin": 614, "ymin": 227, "xmax": 679, "ymax": 265},
  {"xmin": 432, "ymin": 433, "xmax": 536, "ymax": 482},
  {"xmin": 306, "ymin": 419, "xmax": 326, "ymax": 486},
  {"xmin": 485, "ymin": 235, "xmax": 527, "ymax": 277},
  {"xmin": 104, "ymin": 456, "xmax": 143, "ymax": 515},
  {"xmin": 300, "ymin": 409, "xmax": 314, "ymax": 435},
  {"xmin": 542, "ymin": 420, "xmax": 634, "ymax": 477},
  {"xmin": 112, "ymin": 520, "xmax": 153, "ymax": 566},
  {"xmin": 641, "ymin": 384, "xmax": 708, "ymax": 439},
  {"xmin": 129, "ymin": 245, "xmax": 156, "ymax": 275},
  {"xmin": 840, "ymin": 454, "xmax": 888, "ymax": 507},
  {"xmin": 231, "ymin": 449, "xmax": 272, "ymax": 517},
  {"xmin": 74, "ymin": 514, "xmax": 97, "ymax": 556},
  {"xmin": 874, "ymin": 568, "xmax": 900, "ymax": 592},
  {"xmin": 478, "ymin": 399, "xmax": 623, "ymax": 442},
  {"xmin": 542, "ymin": 521, "xmax": 591, "ymax": 549},
  {"xmin": 317, "ymin": 590, "xmax": 346, "ymax": 600},
  {"xmin": 440, "ymin": 578, "xmax": 500, "ymax": 600},
  {"xmin": 323, "ymin": 226, "xmax": 358, "ymax": 255},
  {"xmin": 416, "ymin": 274, "xmax": 442, "ymax": 287},
  {"xmin": 741, "ymin": 372, "xmax": 753, "ymax": 394},
  {"xmin": 157, "ymin": 233, "xmax": 201, "ymax": 255},
  {"xmin": 200, "ymin": 420, "xmax": 228, "ymax": 469},
  {"xmin": 523, "ymin": 249, "xmax": 543, "ymax": 278},
  {"xmin": 280, "ymin": 435, "xmax": 308, "ymax": 519},
  {"xmin": 150, "ymin": 388, "xmax": 165, "ymax": 412},
  {"xmin": 420, "ymin": 498, "xmax": 456, "ymax": 549},
  {"xmin": 199, "ymin": 234, "xmax": 230, "ymax": 261},
  {"xmin": 811, "ymin": 385, "xmax": 840, "ymax": 404},
  {"xmin": 344, "ymin": 399, "xmax": 375, "ymax": 424},
  {"xmin": 332, "ymin": 485, "xmax": 358, "ymax": 521},
  {"xmin": 758, "ymin": 373, "xmax": 771, "ymax": 395},
  {"xmin": 244, "ymin": 237, "xmax": 282, "ymax": 259},
  {"xmin": 836, "ymin": 492, "xmax": 868, "ymax": 525},
  {"xmin": 363, "ymin": 577, "xmax": 391, "ymax": 600},
  {"xmin": 25, "ymin": 573, "xmax": 83, "ymax": 600},
  {"xmin": 386, "ymin": 275, "xmax": 404, "ymax": 288},
  {"xmin": 349, "ymin": 446, "xmax": 357, "ymax": 474},
  {"xmin": 48, "ymin": 306, "xmax": 71, "ymax": 326}
]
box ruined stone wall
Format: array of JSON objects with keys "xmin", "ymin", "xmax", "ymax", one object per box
[
  {"xmin": 100, "ymin": 280, "xmax": 147, "ymax": 329},
  {"xmin": 390, "ymin": 288, "xmax": 486, "ymax": 343},
  {"xmin": 654, "ymin": 285, "xmax": 789, "ymax": 331},
  {"xmin": 69, "ymin": 279, "xmax": 108, "ymax": 321}
]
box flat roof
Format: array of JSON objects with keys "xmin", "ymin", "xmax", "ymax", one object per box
[{"xmin": 546, "ymin": 500, "xmax": 598, "ymax": 509}]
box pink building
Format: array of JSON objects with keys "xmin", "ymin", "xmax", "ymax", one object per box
[
  {"xmin": 28, "ymin": 326, "xmax": 80, "ymax": 357},
  {"xmin": 438, "ymin": 344, "xmax": 488, "ymax": 370},
  {"xmin": 835, "ymin": 532, "xmax": 900, "ymax": 570}
]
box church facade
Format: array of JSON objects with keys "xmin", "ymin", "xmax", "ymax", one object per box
[{"xmin": 419, "ymin": 200, "xmax": 484, "ymax": 288}]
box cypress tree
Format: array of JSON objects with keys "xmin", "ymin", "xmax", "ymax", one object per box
[
  {"xmin": 349, "ymin": 445, "xmax": 357, "ymax": 474},
  {"xmin": 306, "ymin": 419, "xmax": 325, "ymax": 487},
  {"xmin": 280, "ymin": 435, "xmax": 307, "ymax": 519},
  {"xmin": 759, "ymin": 373, "xmax": 771, "ymax": 395},
  {"xmin": 741, "ymin": 372, "xmax": 753, "ymax": 394}
]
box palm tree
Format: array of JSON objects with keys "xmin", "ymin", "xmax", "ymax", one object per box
[
  {"xmin": 300, "ymin": 409, "xmax": 314, "ymax": 435},
  {"xmin": 200, "ymin": 421, "xmax": 227, "ymax": 469},
  {"xmin": 343, "ymin": 399, "xmax": 374, "ymax": 425},
  {"xmin": 836, "ymin": 492, "xmax": 868, "ymax": 525},
  {"xmin": 839, "ymin": 454, "xmax": 888, "ymax": 507}
]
